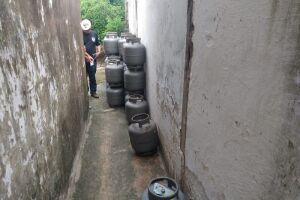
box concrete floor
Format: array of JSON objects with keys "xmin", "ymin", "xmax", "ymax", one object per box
[{"xmin": 66, "ymin": 66, "xmax": 166, "ymax": 200}]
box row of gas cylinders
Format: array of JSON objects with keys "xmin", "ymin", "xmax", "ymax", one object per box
[
  {"xmin": 104, "ymin": 33, "xmax": 185, "ymax": 199},
  {"xmin": 104, "ymin": 31, "xmax": 146, "ymax": 107},
  {"xmin": 103, "ymin": 32, "xmax": 145, "ymax": 66},
  {"xmin": 105, "ymin": 62, "xmax": 156, "ymax": 155},
  {"xmin": 105, "ymin": 58, "xmax": 145, "ymax": 107},
  {"xmin": 104, "ymin": 32, "xmax": 157, "ymax": 156}
]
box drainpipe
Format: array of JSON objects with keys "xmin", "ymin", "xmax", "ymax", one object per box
[{"xmin": 180, "ymin": 0, "xmax": 194, "ymax": 191}]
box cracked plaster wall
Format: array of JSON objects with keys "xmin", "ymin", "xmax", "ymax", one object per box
[
  {"xmin": 128, "ymin": 0, "xmax": 300, "ymax": 199},
  {"xmin": 0, "ymin": 0, "xmax": 88, "ymax": 199},
  {"xmin": 126, "ymin": 0, "xmax": 188, "ymax": 180},
  {"xmin": 185, "ymin": 0, "xmax": 300, "ymax": 199}
]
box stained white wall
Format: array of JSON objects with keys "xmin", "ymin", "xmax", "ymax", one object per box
[
  {"xmin": 126, "ymin": 0, "xmax": 188, "ymax": 179},
  {"xmin": 185, "ymin": 0, "xmax": 300, "ymax": 199},
  {"xmin": 127, "ymin": 0, "xmax": 300, "ymax": 199},
  {"xmin": 126, "ymin": 0, "xmax": 138, "ymax": 35},
  {"xmin": 0, "ymin": 0, "xmax": 88, "ymax": 199}
]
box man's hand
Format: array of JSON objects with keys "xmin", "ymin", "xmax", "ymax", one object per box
[{"xmin": 85, "ymin": 54, "xmax": 94, "ymax": 63}]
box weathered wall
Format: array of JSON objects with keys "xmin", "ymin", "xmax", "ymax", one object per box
[
  {"xmin": 128, "ymin": 0, "xmax": 300, "ymax": 199},
  {"xmin": 0, "ymin": 0, "xmax": 88, "ymax": 199},
  {"xmin": 126, "ymin": 0, "xmax": 187, "ymax": 180},
  {"xmin": 185, "ymin": 0, "xmax": 300, "ymax": 199},
  {"xmin": 126, "ymin": 0, "xmax": 138, "ymax": 35}
]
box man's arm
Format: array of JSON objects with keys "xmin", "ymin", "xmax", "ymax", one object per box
[
  {"xmin": 94, "ymin": 32, "xmax": 101, "ymax": 59},
  {"xmin": 82, "ymin": 45, "xmax": 93, "ymax": 62},
  {"xmin": 95, "ymin": 45, "xmax": 101, "ymax": 59}
]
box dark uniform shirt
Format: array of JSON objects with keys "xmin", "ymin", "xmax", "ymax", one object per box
[{"xmin": 83, "ymin": 30, "xmax": 100, "ymax": 57}]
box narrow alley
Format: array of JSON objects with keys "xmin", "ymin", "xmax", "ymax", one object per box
[
  {"xmin": 1, "ymin": 0, "xmax": 300, "ymax": 199},
  {"xmin": 67, "ymin": 67, "xmax": 166, "ymax": 199}
]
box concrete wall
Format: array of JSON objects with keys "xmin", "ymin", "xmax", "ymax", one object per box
[
  {"xmin": 185, "ymin": 0, "xmax": 300, "ymax": 199},
  {"xmin": 128, "ymin": 0, "xmax": 300, "ymax": 199},
  {"xmin": 126, "ymin": 0, "xmax": 188, "ymax": 180},
  {"xmin": 126, "ymin": 0, "xmax": 138, "ymax": 35},
  {"xmin": 0, "ymin": 0, "xmax": 88, "ymax": 199}
]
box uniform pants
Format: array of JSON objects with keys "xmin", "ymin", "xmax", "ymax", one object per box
[{"xmin": 86, "ymin": 62, "xmax": 97, "ymax": 94}]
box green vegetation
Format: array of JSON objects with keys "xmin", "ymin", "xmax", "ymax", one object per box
[
  {"xmin": 109, "ymin": 0, "xmax": 124, "ymax": 5},
  {"xmin": 80, "ymin": 0, "xmax": 125, "ymax": 40}
]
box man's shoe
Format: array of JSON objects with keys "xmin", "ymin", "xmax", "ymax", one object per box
[{"xmin": 91, "ymin": 93, "xmax": 99, "ymax": 98}]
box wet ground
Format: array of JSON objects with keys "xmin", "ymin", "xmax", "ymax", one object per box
[{"xmin": 66, "ymin": 65, "xmax": 166, "ymax": 200}]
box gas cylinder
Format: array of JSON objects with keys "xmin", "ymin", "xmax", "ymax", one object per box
[
  {"xmin": 105, "ymin": 55, "xmax": 121, "ymax": 64},
  {"xmin": 106, "ymin": 86, "xmax": 124, "ymax": 107},
  {"xmin": 126, "ymin": 65, "xmax": 143, "ymax": 71},
  {"xmin": 141, "ymin": 177, "xmax": 186, "ymax": 200},
  {"xmin": 105, "ymin": 60, "xmax": 124, "ymax": 87},
  {"xmin": 118, "ymin": 32, "xmax": 134, "ymax": 59},
  {"xmin": 104, "ymin": 32, "xmax": 119, "ymax": 56},
  {"xmin": 128, "ymin": 113, "xmax": 158, "ymax": 155},
  {"xmin": 123, "ymin": 37, "xmax": 146, "ymax": 66},
  {"xmin": 125, "ymin": 94, "xmax": 149, "ymax": 123},
  {"xmin": 124, "ymin": 90, "xmax": 144, "ymax": 102},
  {"xmin": 124, "ymin": 68, "xmax": 145, "ymax": 92}
]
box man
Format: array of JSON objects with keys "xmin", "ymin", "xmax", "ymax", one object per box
[{"xmin": 81, "ymin": 19, "xmax": 101, "ymax": 98}]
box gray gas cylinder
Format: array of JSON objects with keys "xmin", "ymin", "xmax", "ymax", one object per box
[
  {"xmin": 125, "ymin": 94, "xmax": 149, "ymax": 123},
  {"xmin": 105, "ymin": 55, "xmax": 121, "ymax": 64},
  {"xmin": 128, "ymin": 113, "xmax": 158, "ymax": 155},
  {"xmin": 118, "ymin": 33, "xmax": 134, "ymax": 59},
  {"xmin": 141, "ymin": 177, "xmax": 186, "ymax": 200},
  {"xmin": 104, "ymin": 32, "xmax": 119, "ymax": 56},
  {"xmin": 126, "ymin": 65, "xmax": 143, "ymax": 71},
  {"xmin": 124, "ymin": 67, "xmax": 145, "ymax": 91},
  {"xmin": 123, "ymin": 37, "xmax": 146, "ymax": 66},
  {"xmin": 124, "ymin": 90, "xmax": 144, "ymax": 102},
  {"xmin": 105, "ymin": 60, "xmax": 124, "ymax": 87},
  {"xmin": 106, "ymin": 86, "xmax": 124, "ymax": 107}
]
